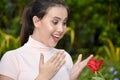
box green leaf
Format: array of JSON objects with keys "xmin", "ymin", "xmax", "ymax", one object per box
[{"xmin": 92, "ymin": 77, "xmax": 105, "ymax": 80}]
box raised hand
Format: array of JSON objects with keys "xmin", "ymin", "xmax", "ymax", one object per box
[
  {"xmin": 70, "ymin": 54, "xmax": 93, "ymax": 80},
  {"xmin": 36, "ymin": 50, "xmax": 66, "ymax": 80}
]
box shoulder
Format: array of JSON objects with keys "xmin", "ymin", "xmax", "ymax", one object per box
[
  {"xmin": 54, "ymin": 48, "xmax": 70, "ymax": 56},
  {"xmin": 0, "ymin": 48, "xmax": 22, "ymax": 80},
  {"xmin": 0, "ymin": 46, "xmax": 24, "ymax": 61},
  {"xmin": 54, "ymin": 48, "xmax": 73, "ymax": 69}
]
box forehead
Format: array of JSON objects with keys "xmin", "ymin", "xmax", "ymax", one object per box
[{"xmin": 44, "ymin": 6, "xmax": 68, "ymax": 19}]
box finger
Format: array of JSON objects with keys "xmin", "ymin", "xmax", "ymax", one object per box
[
  {"xmin": 83, "ymin": 54, "xmax": 94, "ymax": 65},
  {"xmin": 85, "ymin": 54, "xmax": 93, "ymax": 63},
  {"xmin": 53, "ymin": 51, "xmax": 65, "ymax": 64},
  {"xmin": 39, "ymin": 53, "xmax": 44, "ymax": 73},
  {"xmin": 53, "ymin": 60, "xmax": 66, "ymax": 75},
  {"xmin": 57, "ymin": 59, "xmax": 66, "ymax": 70},
  {"xmin": 49, "ymin": 51, "xmax": 60, "ymax": 62},
  {"xmin": 55, "ymin": 53, "xmax": 66, "ymax": 67},
  {"xmin": 76, "ymin": 55, "xmax": 93, "ymax": 72},
  {"xmin": 40, "ymin": 53, "xmax": 44, "ymax": 65},
  {"xmin": 75, "ymin": 54, "xmax": 82, "ymax": 65}
]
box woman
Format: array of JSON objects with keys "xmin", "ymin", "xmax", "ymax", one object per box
[{"xmin": 0, "ymin": 0, "xmax": 93, "ymax": 80}]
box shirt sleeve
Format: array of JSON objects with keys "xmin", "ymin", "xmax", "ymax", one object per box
[
  {"xmin": 0, "ymin": 51, "xmax": 19, "ymax": 79},
  {"xmin": 64, "ymin": 51, "xmax": 73, "ymax": 72}
]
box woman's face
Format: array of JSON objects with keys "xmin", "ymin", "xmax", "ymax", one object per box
[{"xmin": 32, "ymin": 6, "xmax": 68, "ymax": 47}]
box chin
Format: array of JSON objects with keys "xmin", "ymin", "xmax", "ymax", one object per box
[{"xmin": 49, "ymin": 43, "xmax": 58, "ymax": 48}]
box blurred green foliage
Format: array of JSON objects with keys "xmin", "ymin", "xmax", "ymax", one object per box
[
  {"xmin": 0, "ymin": 0, "xmax": 120, "ymax": 79},
  {"xmin": 0, "ymin": 30, "xmax": 20, "ymax": 58},
  {"xmin": 79, "ymin": 62, "xmax": 120, "ymax": 80},
  {"xmin": 65, "ymin": 0, "xmax": 120, "ymax": 54},
  {"xmin": 97, "ymin": 38, "xmax": 120, "ymax": 63}
]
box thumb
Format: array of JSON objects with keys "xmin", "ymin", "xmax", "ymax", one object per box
[
  {"xmin": 75, "ymin": 54, "xmax": 82, "ymax": 65},
  {"xmin": 38, "ymin": 53, "xmax": 44, "ymax": 73},
  {"xmin": 40, "ymin": 53, "xmax": 44, "ymax": 65}
]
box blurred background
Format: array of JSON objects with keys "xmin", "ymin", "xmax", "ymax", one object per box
[{"xmin": 0, "ymin": 0, "xmax": 120, "ymax": 79}]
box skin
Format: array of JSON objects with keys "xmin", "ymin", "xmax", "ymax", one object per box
[
  {"xmin": 70, "ymin": 54, "xmax": 93, "ymax": 80},
  {"xmin": 33, "ymin": 6, "xmax": 93, "ymax": 80},
  {"xmin": 32, "ymin": 6, "xmax": 68, "ymax": 47},
  {"xmin": 36, "ymin": 51, "xmax": 66, "ymax": 80},
  {"xmin": 33, "ymin": 6, "xmax": 68, "ymax": 80},
  {"xmin": 0, "ymin": 6, "xmax": 93, "ymax": 80}
]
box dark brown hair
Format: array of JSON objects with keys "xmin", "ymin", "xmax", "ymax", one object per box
[{"xmin": 20, "ymin": 0, "xmax": 69, "ymax": 46}]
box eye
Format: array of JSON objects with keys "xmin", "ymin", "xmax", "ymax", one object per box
[
  {"xmin": 63, "ymin": 18, "xmax": 68, "ymax": 26},
  {"xmin": 52, "ymin": 20, "xmax": 59, "ymax": 25},
  {"xmin": 63, "ymin": 21, "xmax": 67, "ymax": 26}
]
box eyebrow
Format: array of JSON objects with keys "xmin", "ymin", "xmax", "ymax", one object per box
[
  {"xmin": 53, "ymin": 16, "xmax": 61, "ymax": 20},
  {"xmin": 53, "ymin": 16, "xmax": 68, "ymax": 21}
]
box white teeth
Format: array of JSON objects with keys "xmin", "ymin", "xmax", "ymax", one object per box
[{"xmin": 53, "ymin": 35, "xmax": 60, "ymax": 38}]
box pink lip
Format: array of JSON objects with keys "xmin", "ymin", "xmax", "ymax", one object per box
[{"xmin": 52, "ymin": 36, "xmax": 60, "ymax": 43}]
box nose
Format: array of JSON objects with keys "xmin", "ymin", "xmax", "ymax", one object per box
[{"xmin": 57, "ymin": 24, "xmax": 66, "ymax": 33}]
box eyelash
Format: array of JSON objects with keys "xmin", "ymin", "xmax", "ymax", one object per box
[
  {"xmin": 53, "ymin": 21, "xmax": 58, "ymax": 25},
  {"xmin": 52, "ymin": 20, "xmax": 67, "ymax": 26},
  {"xmin": 63, "ymin": 22, "xmax": 67, "ymax": 26}
]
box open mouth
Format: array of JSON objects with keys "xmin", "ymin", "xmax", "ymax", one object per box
[{"xmin": 52, "ymin": 34, "xmax": 61, "ymax": 43}]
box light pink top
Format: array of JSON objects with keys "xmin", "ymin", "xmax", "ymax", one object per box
[{"xmin": 0, "ymin": 36, "xmax": 73, "ymax": 80}]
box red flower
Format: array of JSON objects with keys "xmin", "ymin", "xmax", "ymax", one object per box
[{"xmin": 87, "ymin": 58, "xmax": 104, "ymax": 73}]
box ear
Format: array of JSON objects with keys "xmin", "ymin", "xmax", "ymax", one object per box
[{"xmin": 32, "ymin": 16, "xmax": 41, "ymax": 28}]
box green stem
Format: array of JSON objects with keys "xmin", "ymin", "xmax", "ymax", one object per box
[
  {"xmin": 98, "ymin": 71, "xmax": 105, "ymax": 79},
  {"xmin": 95, "ymin": 71, "xmax": 98, "ymax": 77}
]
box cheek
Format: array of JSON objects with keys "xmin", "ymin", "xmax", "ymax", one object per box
[
  {"xmin": 63, "ymin": 27, "xmax": 66, "ymax": 34},
  {"xmin": 42, "ymin": 23, "xmax": 55, "ymax": 35}
]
